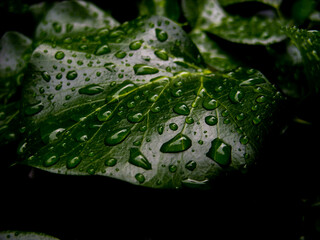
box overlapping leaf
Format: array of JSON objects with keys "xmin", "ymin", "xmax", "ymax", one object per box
[{"xmin": 19, "ymin": 15, "xmax": 283, "ymax": 188}]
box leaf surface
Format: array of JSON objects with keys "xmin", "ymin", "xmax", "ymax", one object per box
[
  {"xmin": 20, "ymin": 16, "xmax": 282, "ymax": 188},
  {"xmin": 0, "ymin": 231, "xmax": 59, "ymax": 240}
]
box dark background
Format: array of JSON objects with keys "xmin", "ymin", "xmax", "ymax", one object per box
[{"xmin": 0, "ymin": 0, "xmax": 319, "ymax": 239}]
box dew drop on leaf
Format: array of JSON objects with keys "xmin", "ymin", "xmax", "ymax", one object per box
[
  {"xmin": 160, "ymin": 133, "xmax": 192, "ymax": 153},
  {"xmin": 240, "ymin": 135, "xmax": 249, "ymax": 145},
  {"xmin": 173, "ymin": 103, "xmax": 190, "ymax": 115},
  {"xmin": 66, "ymin": 70, "xmax": 78, "ymax": 80},
  {"xmin": 95, "ymin": 44, "xmax": 111, "ymax": 55},
  {"xmin": 205, "ymin": 115, "xmax": 218, "ymax": 126},
  {"xmin": 229, "ymin": 88, "xmax": 244, "ymax": 103},
  {"xmin": 129, "ymin": 148, "xmax": 152, "ymax": 170},
  {"xmin": 129, "ymin": 40, "xmax": 143, "ymax": 50},
  {"xmin": 104, "ymin": 128, "xmax": 131, "ymax": 146},
  {"xmin": 169, "ymin": 164, "xmax": 177, "ymax": 173},
  {"xmin": 78, "ymin": 84, "xmax": 104, "ymax": 95},
  {"xmin": 185, "ymin": 160, "xmax": 197, "ymax": 171},
  {"xmin": 169, "ymin": 123, "xmax": 178, "ymax": 131},
  {"xmin": 127, "ymin": 112, "xmax": 144, "ymax": 123},
  {"xmin": 41, "ymin": 71, "xmax": 51, "ymax": 82},
  {"xmin": 25, "ymin": 102, "xmax": 44, "ymax": 116},
  {"xmin": 155, "ymin": 28, "xmax": 168, "ymax": 42},
  {"xmin": 105, "ymin": 158, "xmax": 117, "ymax": 167},
  {"xmin": 43, "ymin": 155, "xmax": 59, "ymax": 167},
  {"xmin": 115, "ymin": 50, "xmax": 127, "ymax": 59},
  {"xmin": 206, "ymin": 138, "xmax": 231, "ymax": 166},
  {"xmin": 55, "ymin": 51, "xmax": 65, "ymax": 60},
  {"xmin": 135, "ymin": 173, "xmax": 145, "ymax": 184},
  {"xmin": 202, "ymin": 97, "xmax": 219, "ymax": 110},
  {"xmin": 67, "ymin": 156, "xmax": 82, "ymax": 169},
  {"xmin": 154, "ymin": 49, "xmax": 169, "ymax": 60},
  {"xmin": 133, "ymin": 64, "xmax": 159, "ymax": 75}
]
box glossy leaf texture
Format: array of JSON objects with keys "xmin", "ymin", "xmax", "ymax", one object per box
[
  {"xmin": 0, "ymin": 32, "xmax": 32, "ymax": 103},
  {"xmin": 218, "ymin": 0, "xmax": 282, "ymax": 8},
  {"xmin": 0, "ymin": 231, "xmax": 60, "ymax": 240},
  {"xmin": 35, "ymin": 1, "xmax": 119, "ymax": 40},
  {"xmin": 19, "ymin": 16, "xmax": 283, "ymax": 189},
  {"xmin": 283, "ymin": 27, "xmax": 320, "ymax": 93},
  {"xmin": 182, "ymin": 0, "xmax": 286, "ymax": 45}
]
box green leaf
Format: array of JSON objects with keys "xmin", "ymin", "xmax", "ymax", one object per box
[
  {"xmin": 0, "ymin": 102, "xmax": 20, "ymax": 146},
  {"xmin": 35, "ymin": 1, "xmax": 119, "ymax": 40},
  {"xmin": 0, "ymin": 31, "xmax": 32, "ymax": 103},
  {"xmin": 0, "ymin": 231, "xmax": 59, "ymax": 240},
  {"xmin": 182, "ymin": 0, "xmax": 286, "ymax": 45},
  {"xmin": 19, "ymin": 16, "xmax": 282, "ymax": 189},
  {"xmin": 218, "ymin": 0, "xmax": 282, "ymax": 8},
  {"xmin": 283, "ymin": 27, "xmax": 320, "ymax": 93},
  {"xmin": 138, "ymin": 0, "xmax": 181, "ymax": 22}
]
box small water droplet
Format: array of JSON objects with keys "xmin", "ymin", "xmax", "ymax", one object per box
[
  {"xmin": 169, "ymin": 123, "xmax": 178, "ymax": 131},
  {"xmin": 129, "ymin": 148, "xmax": 152, "ymax": 170},
  {"xmin": 41, "ymin": 71, "xmax": 51, "ymax": 82},
  {"xmin": 115, "ymin": 50, "xmax": 127, "ymax": 59},
  {"xmin": 185, "ymin": 116, "xmax": 194, "ymax": 124},
  {"xmin": 104, "ymin": 62, "xmax": 116, "ymax": 72},
  {"xmin": 52, "ymin": 22, "xmax": 62, "ymax": 33},
  {"xmin": 127, "ymin": 112, "xmax": 144, "ymax": 123},
  {"xmin": 105, "ymin": 158, "xmax": 117, "ymax": 167},
  {"xmin": 206, "ymin": 138, "xmax": 231, "ymax": 166},
  {"xmin": 203, "ymin": 97, "xmax": 219, "ymax": 110},
  {"xmin": 169, "ymin": 165, "xmax": 177, "ymax": 173},
  {"xmin": 173, "ymin": 103, "xmax": 190, "ymax": 115},
  {"xmin": 155, "ymin": 28, "xmax": 168, "ymax": 42},
  {"xmin": 25, "ymin": 101, "xmax": 44, "ymax": 116},
  {"xmin": 129, "ymin": 40, "xmax": 143, "ymax": 50},
  {"xmin": 185, "ymin": 160, "xmax": 197, "ymax": 171},
  {"xmin": 79, "ymin": 84, "xmax": 104, "ymax": 95},
  {"xmin": 55, "ymin": 51, "xmax": 65, "ymax": 60},
  {"xmin": 236, "ymin": 113, "xmax": 245, "ymax": 121},
  {"xmin": 256, "ymin": 95, "xmax": 266, "ymax": 103},
  {"xmin": 66, "ymin": 70, "xmax": 78, "ymax": 80},
  {"xmin": 229, "ymin": 88, "xmax": 244, "ymax": 103},
  {"xmin": 135, "ymin": 173, "xmax": 145, "ymax": 184},
  {"xmin": 95, "ymin": 44, "xmax": 111, "ymax": 55},
  {"xmin": 105, "ymin": 128, "xmax": 130, "ymax": 146},
  {"xmin": 160, "ymin": 133, "xmax": 192, "ymax": 153},
  {"xmin": 240, "ymin": 135, "xmax": 249, "ymax": 145},
  {"xmin": 43, "ymin": 155, "xmax": 59, "ymax": 167},
  {"xmin": 205, "ymin": 115, "xmax": 218, "ymax": 126},
  {"xmin": 107, "ymin": 80, "xmax": 137, "ymax": 102},
  {"xmin": 252, "ymin": 115, "xmax": 262, "ymax": 125},
  {"xmin": 154, "ymin": 49, "xmax": 169, "ymax": 60},
  {"xmin": 87, "ymin": 167, "xmax": 96, "ymax": 175},
  {"xmin": 157, "ymin": 125, "xmax": 164, "ymax": 135},
  {"xmin": 67, "ymin": 156, "xmax": 82, "ymax": 169},
  {"xmin": 133, "ymin": 64, "xmax": 159, "ymax": 75}
]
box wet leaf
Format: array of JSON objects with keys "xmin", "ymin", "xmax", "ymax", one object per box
[
  {"xmin": 218, "ymin": 0, "xmax": 282, "ymax": 8},
  {"xmin": 20, "ymin": 16, "xmax": 282, "ymax": 189},
  {"xmin": 0, "ymin": 231, "xmax": 60, "ymax": 240}
]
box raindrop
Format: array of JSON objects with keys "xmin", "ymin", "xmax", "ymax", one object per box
[
  {"xmin": 127, "ymin": 112, "xmax": 144, "ymax": 123},
  {"xmin": 79, "ymin": 84, "xmax": 104, "ymax": 95},
  {"xmin": 55, "ymin": 51, "xmax": 65, "ymax": 60},
  {"xmin": 185, "ymin": 160, "xmax": 197, "ymax": 171},
  {"xmin": 202, "ymin": 97, "xmax": 219, "ymax": 110},
  {"xmin": 256, "ymin": 95, "xmax": 267, "ymax": 103},
  {"xmin": 67, "ymin": 156, "xmax": 82, "ymax": 169},
  {"xmin": 25, "ymin": 101, "xmax": 44, "ymax": 116},
  {"xmin": 105, "ymin": 128, "xmax": 130, "ymax": 146},
  {"xmin": 95, "ymin": 44, "xmax": 111, "ymax": 55},
  {"xmin": 104, "ymin": 62, "xmax": 116, "ymax": 72},
  {"xmin": 154, "ymin": 49, "xmax": 169, "ymax": 60},
  {"xmin": 43, "ymin": 155, "xmax": 59, "ymax": 167},
  {"xmin": 229, "ymin": 88, "xmax": 244, "ymax": 103},
  {"xmin": 115, "ymin": 50, "xmax": 127, "ymax": 59},
  {"xmin": 205, "ymin": 115, "xmax": 218, "ymax": 126},
  {"xmin": 240, "ymin": 77, "xmax": 265, "ymax": 86},
  {"xmin": 169, "ymin": 165, "xmax": 177, "ymax": 173},
  {"xmin": 160, "ymin": 133, "xmax": 192, "ymax": 153},
  {"xmin": 185, "ymin": 116, "xmax": 194, "ymax": 124},
  {"xmin": 169, "ymin": 123, "xmax": 178, "ymax": 131},
  {"xmin": 129, "ymin": 148, "xmax": 152, "ymax": 170},
  {"xmin": 173, "ymin": 103, "xmax": 190, "ymax": 115},
  {"xmin": 157, "ymin": 125, "xmax": 164, "ymax": 135},
  {"xmin": 135, "ymin": 173, "xmax": 145, "ymax": 184},
  {"xmin": 41, "ymin": 71, "xmax": 51, "ymax": 82},
  {"xmin": 66, "ymin": 70, "xmax": 78, "ymax": 80},
  {"xmin": 133, "ymin": 64, "xmax": 159, "ymax": 75},
  {"xmin": 105, "ymin": 158, "xmax": 117, "ymax": 167},
  {"xmin": 252, "ymin": 115, "xmax": 262, "ymax": 125},
  {"xmin": 240, "ymin": 135, "xmax": 249, "ymax": 145},
  {"xmin": 206, "ymin": 138, "xmax": 231, "ymax": 166},
  {"xmin": 129, "ymin": 40, "xmax": 143, "ymax": 50},
  {"xmin": 106, "ymin": 80, "xmax": 136, "ymax": 101},
  {"xmin": 155, "ymin": 28, "xmax": 168, "ymax": 42}
]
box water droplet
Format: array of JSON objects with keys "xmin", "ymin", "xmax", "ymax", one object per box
[
  {"xmin": 43, "ymin": 155, "xmax": 59, "ymax": 167},
  {"xmin": 129, "ymin": 40, "xmax": 143, "ymax": 50},
  {"xmin": 115, "ymin": 50, "xmax": 127, "ymax": 59},
  {"xmin": 127, "ymin": 112, "xmax": 144, "ymax": 123},
  {"xmin": 97, "ymin": 108, "xmax": 113, "ymax": 122},
  {"xmin": 236, "ymin": 113, "xmax": 245, "ymax": 121},
  {"xmin": 185, "ymin": 116, "xmax": 194, "ymax": 124},
  {"xmin": 205, "ymin": 115, "xmax": 218, "ymax": 126},
  {"xmin": 155, "ymin": 28, "xmax": 168, "ymax": 42},
  {"xmin": 252, "ymin": 115, "xmax": 262, "ymax": 125},
  {"xmin": 129, "ymin": 148, "xmax": 152, "ymax": 170},
  {"xmin": 25, "ymin": 101, "xmax": 44, "ymax": 116},
  {"xmin": 202, "ymin": 97, "xmax": 219, "ymax": 110},
  {"xmin": 79, "ymin": 84, "xmax": 104, "ymax": 95},
  {"xmin": 135, "ymin": 173, "xmax": 145, "ymax": 184},
  {"xmin": 173, "ymin": 103, "xmax": 190, "ymax": 115},
  {"xmin": 41, "ymin": 71, "xmax": 51, "ymax": 82},
  {"xmin": 169, "ymin": 165, "xmax": 177, "ymax": 173},
  {"xmin": 157, "ymin": 125, "xmax": 164, "ymax": 135},
  {"xmin": 66, "ymin": 70, "xmax": 78, "ymax": 80},
  {"xmin": 185, "ymin": 160, "xmax": 197, "ymax": 171},
  {"xmin": 240, "ymin": 135, "xmax": 249, "ymax": 145},
  {"xmin": 95, "ymin": 44, "xmax": 111, "ymax": 55},
  {"xmin": 67, "ymin": 156, "xmax": 82, "ymax": 169},
  {"xmin": 87, "ymin": 167, "xmax": 96, "ymax": 175},
  {"xmin": 154, "ymin": 49, "xmax": 169, "ymax": 60},
  {"xmin": 105, "ymin": 158, "xmax": 117, "ymax": 167},
  {"xmin": 55, "ymin": 51, "xmax": 65, "ymax": 60},
  {"xmin": 105, "ymin": 128, "xmax": 130, "ymax": 146},
  {"xmin": 107, "ymin": 80, "xmax": 137, "ymax": 102},
  {"xmin": 240, "ymin": 77, "xmax": 266, "ymax": 86},
  {"xmin": 206, "ymin": 138, "xmax": 231, "ymax": 166},
  {"xmin": 169, "ymin": 123, "xmax": 178, "ymax": 131},
  {"xmin": 133, "ymin": 64, "xmax": 159, "ymax": 75},
  {"xmin": 104, "ymin": 62, "xmax": 116, "ymax": 72},
  {"xmin": 160, "ymin": 133, "xmax": 192, "ymax": 153},
  {"xmin": 229, "ymin": 88, "xmax": 244, "ymax": 103},
  {"xmin": 52, "ymin": 22, "xmax": 62, "ymax": 33},
  {"xmin": 256, "ymin": 95, "xmax": 267, "ymax": 103}
]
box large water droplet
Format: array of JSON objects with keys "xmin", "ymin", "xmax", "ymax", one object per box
[
  {"xmin": 127, "ymin": 112, "xmax": 144, "ymax": 123},
  {"xmin": 25, "ymin": 101, "xmax": 44, "ymax": 116},
  {"xmin": 55, "ymin": 51, "xmax": 65, "ymax": 60},
  {"xmin": 95, "ymin": 44, "xmax": 111, "ymax": 55},
  {"xmin": 202, "ymin": 97, "xmax": 219, "ymax": 110},
  {"xmin": 107, "ymin": 80, "xmax": 136, "ymax": 102},
  {"xmin": 133, "ymin": 64, "xmax": 159, "ymax": 75},
  {"xmin": 67, "ymin": 156, "xmax": 82, "ymax": 169},
  {"xmin": 105, "ymin": 128, "xmax": 130, "ymax": 146},
  {"xmin": 129, "ymin": 148, "xmax": 152, "ymax": 170},
  {"xmin": 173, "ymin": 103, "xmax": 190, "ymax": 115},
  {"xmin": 205, "ymin": 115, "xmax": 218, "ymax": 126},
  {"xmin": 155, "ymin": 28, "xmax": 168, "ymax": 42},
  {"xmin": 43, "ymin": 155, "xmax": 59, "ymax": 167},
  {"xmin": 154, "ymin": 49, "xmax": 168, "ymax": 60},
  {"xmin": 229, "ymin": 88, "xmax": 244, "ymax": 103},
  {"xmin": 129, "ymin": 40, "xmax": 143, "ymax": 50},
  {"xmin": 206, "ymin": 138, "xmax": 231, "ymax": 166},
  {"xmin": 66, "ymin": 70, "xmax": 78, "ymax": 80},
  {"xmin": 160, "ymin": 133, "xmax": 192, "ymax": 153},
  {"xmin": 79, "ymin": 84, "xmax": 104, "ymax": 95}
]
